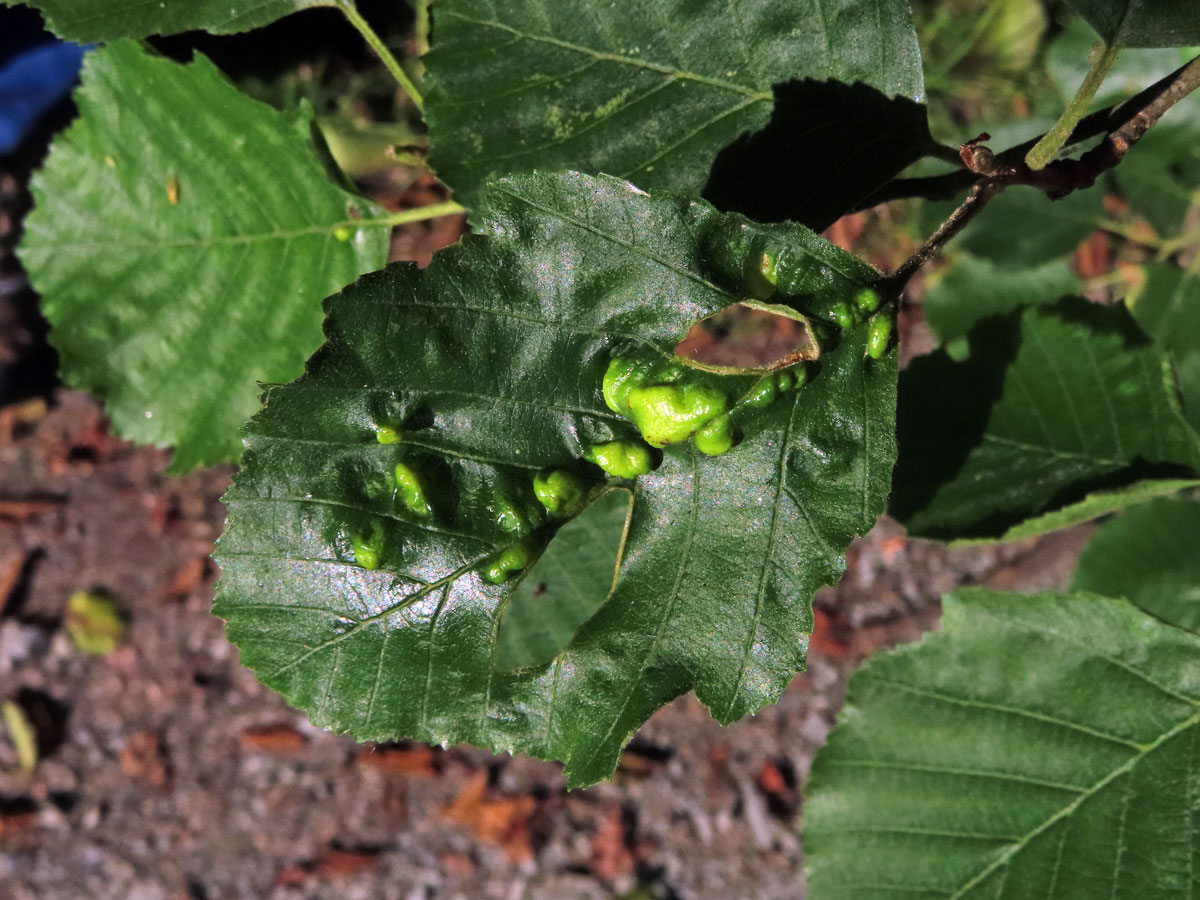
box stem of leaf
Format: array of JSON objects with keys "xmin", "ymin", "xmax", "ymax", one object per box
[
  {"xmin": 1026, "ymin": 40, "xmax": 1120, "ymax": 171},
  {"xmin": 336, "ymin": 0, "xmax": 425, "ymax": 113},
  {"xmin": 350, "ymin": 201, "xmax": 465, "ymax": 231}
]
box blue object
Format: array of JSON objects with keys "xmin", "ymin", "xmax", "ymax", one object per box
[{"xmin": 0, "ymin": 41, "xmax": 87, "ymax": 154}]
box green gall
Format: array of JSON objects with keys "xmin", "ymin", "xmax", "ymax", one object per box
[
  {"xmin": 828, "ymin": 301, "xmax": 856, "ymax": 330},
  {"xmin": 533, "ymin": 469, "xmax": 587, "ymax": 517},
  {"xmin": 484, "ymin": 540, "xmax": 536, "ymax": 584},
  {"xmin": 375, "ymin": 424, "xmax": 401, "ymax": 444},
  {"xmin": 351, "ymin": 521, "xmax": 384, "ymax": 570},
  {"xmin": 602, "ymin": 356, "xmax": 652, "ymax": 413},
  {"xmin": 854, "ymin": 288, "xmax": 881, "ymax": 315},
  {"xmin": 393, "ymin": 462, "xmax": 432, "ymax": 517},
  {"xmin": 65, "ymin": 590, "xmax": 127, "ymax": 656},
  {"xmin": 585, "ymin": 440, "xmax": 653, "ymax": 478},
  {"xmin": 743, "ymin": 376, "xmax": 778, "ymax": 409},
  {"xmin": 694, "ymin": 413, "xmax": 733, "ymax": 456},
  {"xmin": 626, "ymin": 382, "xmax": 728, "ymax": 448},
  {"xmin": 494, "ymin": 496, "xmax": 531, "ymax": 534},
  {"xmin": 333, "ymin": 225, "xmax": 353, "ymax": 242},
  {"xmin": 776, "ymin": 369, "xmax": 795, "ymax": 392},
  {"xmin": 866, "ymin": 314, "xmax": 893, "ymax": 360}
]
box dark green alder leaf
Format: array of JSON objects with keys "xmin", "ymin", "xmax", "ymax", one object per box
[
  {"xmin": 703, "ymin": 81, "xmax": 938, "ymax": 230},
  {"xmin": 807, "ymin": 588, "xmax": 1200, "ymax": 899},
  {"xmin": 923, "ymin": 254, "xmax": 1079, "ymax": 345},
  {"xmin": 0, "ymin": 0, "xmax": 337, "ymax": 40},
  {"xmin": 890, "ymin": 299, "xmax": 1200, "ymax": 541},
  {"xmin": 1073, "ymin": 497, "xmax": 1200, "ymax": 632},
  {"xmin": 423, "ymin": 0, "xmax": 924, "ymax": 218},
  {"xmin": 19, "ymin": 41, "xmax": 389, "ymax": 472},
  {"xmin": 1128, "ymin": 263, "xmax": 1200, "ymax": 431},
  {"xmin": 213, "ymin": 172, "xmax": 897, "ymax": 786},
  {"xmin": 1065, "ymin": 0, "xmax": 1200, "ymax": 48}
]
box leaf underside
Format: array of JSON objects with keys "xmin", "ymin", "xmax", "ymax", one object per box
[
  {"xmin": 1, "ymin": 0, "xmax": 334, "ymax": 40},
  {"xmin": 891, "ymin": 299, "xmax": 1200, "ymax": 541},
  {"xmin": 807, "ymin": 588, "xmax": 1200, "ymax": 898},
  {"xmin": 213, "ymin": 172, "xmax": 897, "ymax": 787},
  {"xmin": 20, "ymin": 41, "xmax": 388, "ymax": 471},
  {"xmin": 422, "ymin": 0, "xmax": 924, "ymax": 218},
  {"xmin": 1073, "ymin": 497, "xmax": 1200, "ymax": 633}
]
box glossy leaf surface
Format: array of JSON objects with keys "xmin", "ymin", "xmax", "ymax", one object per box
[
  {"xmin": 423, "ymin": 0, "xmax": 924, "ymax": 216},
  {"xmin": 214, "ymin": 172, "xmax": 897, "ymax": 786},
  {"xmin": 808, "ymin": 588, "xmax": 1200, "ymax": 898},
  {"xmin": 19, "ymin": 42, "xmax": 389, "ymax": 471},
  {"xmin": 891, "ymin": 299, "xmax": 1200, "ymax": 540}
]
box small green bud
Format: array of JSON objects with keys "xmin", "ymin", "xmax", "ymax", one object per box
[
  {"xmin": 693, "ymin": 413, "xmax": 733, "ymax": 456},
  {"xmin": 351, "ymin": 522, "xmax": 384, "ymax": 570},
  {"xmin": 626, "ymin": 383, "xmax": 728, "ymax": 448},
  {"xmin": 743, "ymin": 375, "xmax": 778, "ymax": 409},
  {"xmin": 333, "ymin": 225, "xmax": 353, "ymax": 242},
  {"xmin": 393, "ymin": 462, "xmax": 431, "ymax": 517},
  {"xmin": 375, "ymin": 424, "xmax": 401, "ymax": 444},
  {"xmin": 533, "ymin": 469, "xmax": 587, "ymax": 517},
  {"xmin": 775, "ymin": 369, "xmax": 795, "ymax": 392},
  {"xmin": 866, "ymin": 314, "xmax": 893, "ymax": 360},
  {"xmin": 854, "ymin": 288, "xmax": 881, "ymax": 315},
  {"xmin": 484, "ymin": 540, "xmax": 536, "ymax": 584},
  {"xmin": 585, "ymin": 440, "xmax": 653, "ymax": 478}
]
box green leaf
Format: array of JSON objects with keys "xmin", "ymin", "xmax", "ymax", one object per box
[
  {"xmin": 19, "ymin": 42, "xmax": 389, "ymax": 472},
  {"xmin": 923, "ymin": 254, "xmax": 1079, "ymax": 345},
  {"xmin": 968, "ymin": 477, "xmax": 1200, "ymax": 545},
  {"xmin": 1065, "ymin": 0, "xmax": 1200, "ymax": 48},
  {"xmin": 951, "ymin": 186, "xmax": 1105, "ymax": 268},
  {"xmin": 213, "ymin": 172, "xmax": 897, "ymax": 787},
  {"xmin": 1128, "ymin": 263, "xmax": 1200, "ymax": 431},
  {"xmin": 423, "ymin": 0, "xmax": 924, "ymax": 217},
  {"xmin": 1073, "ymin": 497, "xmax": 1200, "ymax": 631},
  {"xmin": 496, "ymin": 488, "xmax": 630, "ymax": 672},
  {"xmin": 703, "ymin": 81, "xmax": 937, "ymax": 230},
  {"xmin": 1, "ymin": 0, "xmax": 334, "ymax": 40},
  {"xmin": 807, "ymin": 588, "xmax": 1200, "ymax": 898},
  {"xmin": 890, "ymin": 299, "xmax": 1200, "ymax": 540}
]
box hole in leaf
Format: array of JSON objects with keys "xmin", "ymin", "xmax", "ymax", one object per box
[{"xmin": 674, "ymin": 301, "xmax": 818, "ymax": 373}]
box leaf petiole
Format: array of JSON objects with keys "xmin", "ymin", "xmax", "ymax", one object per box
[{"xmin": 335, "ymin": 0, "xmax": 426, "ymax": 113}]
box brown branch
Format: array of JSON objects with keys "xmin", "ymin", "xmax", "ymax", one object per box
[
  {"xmin": 885, "ymin": 53, "xmax": 1200, "ymax": 287},
  {"xmin": 861, "ymin": 53, "xmax": 1200, "ymax": 212}
]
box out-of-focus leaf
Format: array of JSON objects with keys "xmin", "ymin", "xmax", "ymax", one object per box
[
  {"xmin": 0, "ymin": 0, "xmax": 335, "ymax": 40},
  {"xmin": 1072, "ymin": 497, "xmax": 1200, "ymax": 631},
  {"xmin": 1127, "ymin": 263, "xmax": 1200, "ymax": 431},
  {"xmin": 1065, "ymin": 0, "xmax": 1200, "ymax": 48},
  {"xmin": 891, "ymin": 299, "xmax": 1200, "ymax": 540},
  {"xmin": 923, "ymin": 254, "xmax": 1078, "ymax": 344}
]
